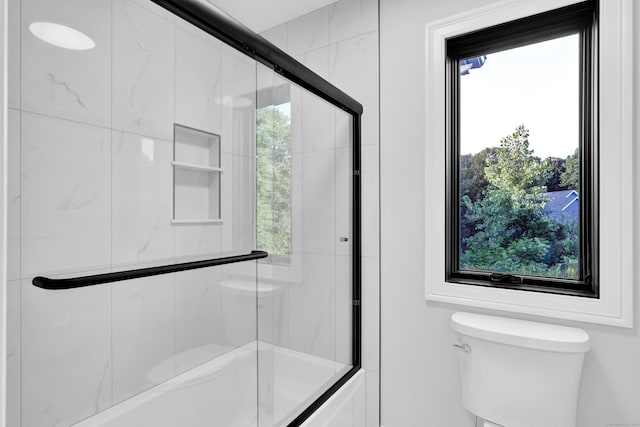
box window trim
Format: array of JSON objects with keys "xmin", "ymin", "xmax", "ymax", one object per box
[
  {"xmin": 444, "ymin": 1, "xmax": 598, "ymax": 297},
  {"xmin": 424, "ymin": 0, "xmax": 633, "ymax": 327}
]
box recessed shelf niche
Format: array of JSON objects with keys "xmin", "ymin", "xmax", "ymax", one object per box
[{"xmin": 172, "ymin": 124, "xmax": 223, "ymax": 224}]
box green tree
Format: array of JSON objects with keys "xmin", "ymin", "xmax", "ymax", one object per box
[
  {"xmin": 459, "ymin": 147, "xmax": 498, "ymax": 252},
  {"xmin": 546, "ymin": 157, "xmax": 568, "ymax": 192},
  {"xmin": 560, "ymin": 148, "xmax": 579, "ymax": 190},
  {"xmin": 256, "ymin": 104, "xmax": 292, "ymax": 256},
  {"xmin": 483, "ymin": 125, "xmax": 551, "ymax": 203},
  {"xmin": 460, "ymin": 147, "xmax": 496, "ymax": 202},
  {"xmin": 460, "ymin": 125, "xmax": 578, "ymax": 279}
]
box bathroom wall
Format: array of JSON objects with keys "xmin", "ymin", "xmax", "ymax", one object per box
[
  {"xmin": 6, "ymin": 0, "xmax": 257, "ymax": 425},
  {"xmin": 380, "ymin": 0, "xmax": 640, "ymax": 426},
  {"xmin": 260, "ymin": 0, "xmax": 380, "ymax": 425}
]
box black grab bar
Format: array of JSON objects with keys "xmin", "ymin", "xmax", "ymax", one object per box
[{"xmin": 32, "ymin": 250, "xmax": 269, "ymax": 290}]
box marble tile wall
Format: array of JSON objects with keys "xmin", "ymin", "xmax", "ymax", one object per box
[
  {"xmin": 261, "ymin": 0, "xmax": 380, "ymax": 425},
  {"xmin": 7, "ymin": 1, "xmax": 258, "ymax": 426}
]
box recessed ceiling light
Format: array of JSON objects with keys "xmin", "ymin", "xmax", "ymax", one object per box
[{"xmin": 29, "ymin": 22, "xmax": 95, "ymax": 50}]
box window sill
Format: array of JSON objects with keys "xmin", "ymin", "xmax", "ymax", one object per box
[{"xmin": 424, "ymin": 0, "xmax": 634, "ymax": 328}]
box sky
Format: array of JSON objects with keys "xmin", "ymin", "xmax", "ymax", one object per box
[{"xmin": 459, "ymin": 34, "xmax": 579, "ymax": 160}]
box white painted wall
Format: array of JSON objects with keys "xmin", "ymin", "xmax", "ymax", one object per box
[{"xmin": 380, "ymin": 0, "xmax": 640, "ymax": 426}]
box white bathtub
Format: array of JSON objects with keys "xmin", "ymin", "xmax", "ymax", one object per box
[{"xmin": 73, "ymin": 342, "xmax": 359, "ymax": 427}]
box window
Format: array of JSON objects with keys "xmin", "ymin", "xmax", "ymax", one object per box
[
  {"xmin": 424, "ymin": 0, "xmax": 633, "ymax": 327},
  {"xmin": 445, "ymin": 1, "xmax": 598, "ymax": 297},
  {"xmin": 256, "ymin": 101, "xmax": 293, "ymax": 262}
]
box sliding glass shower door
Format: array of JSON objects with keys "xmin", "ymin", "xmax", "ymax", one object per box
[
  {"xmin": 5, "ymin": 0, "xmax": 361, "ymax": 426},
  {"xmin": 256, "ymin": 66, "xmax": 356, "ymax": 426}
]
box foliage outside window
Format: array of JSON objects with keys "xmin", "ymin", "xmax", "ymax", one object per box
[
  {"xmin": 257, "ymin": 103, "xmax": 292, "ymax": 259},
  {"xmin": 445, "ymin": 1, "xmax": 598, "ymax": 296},
  {"xmin": 460, "ymin": 125, "xmax": 580, "ymax": 280}
]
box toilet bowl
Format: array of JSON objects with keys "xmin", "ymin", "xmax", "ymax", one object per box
[{"xmin": 451, "ymin": 312, "xmax": 590, "ymax": 427}]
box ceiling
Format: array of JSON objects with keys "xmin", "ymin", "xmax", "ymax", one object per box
[{"xmin": 207, "ymin": 0, "xmax": 338, "ymax": 33}]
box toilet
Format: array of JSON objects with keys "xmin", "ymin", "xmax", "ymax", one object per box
[{"xmin": 451, "ymin": 312, "xmax": 590, "ymax": 427}]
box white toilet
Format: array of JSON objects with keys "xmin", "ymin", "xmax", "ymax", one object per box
[{"xmin": 451, "ymin": 312, "xmax": 590, "ymax": 427}]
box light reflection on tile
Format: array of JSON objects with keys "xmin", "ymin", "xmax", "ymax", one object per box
[{"xmin": 112, "ymin": 131, "xmax": 174, "ymax": 267}]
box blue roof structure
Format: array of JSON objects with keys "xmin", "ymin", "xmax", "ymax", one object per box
[
  {"xmin": 542, "ymin": 190, "xmax": 579, "ymax": 224},
  {"xmin": 460, "ymin": 56, "xmax": 487, "ymax": 75}
]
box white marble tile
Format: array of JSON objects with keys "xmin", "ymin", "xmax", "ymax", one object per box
[
  {"xmin": 112, "ymin": 131, "xmax": 174, "ymax": 267},
  {"xmin": 175, "ymin": 15, "xmax": 222, "ymax": 47},
  {"xmin": 175, "ymin": 25, "xmax": 222, "ymax": 136},
  {"xmin": 129, "ymin": 0, "xmax": 176, "ymax": 23},
  {"xmin": 287, "ymin": 7, "xmax": 330, "ymax": 56},
  {"xmin": 21, "ymin": 0, "xmax": 111, "ymax": 127},
  {"xmin": 365, "ymin": 369, "xmax": 380, "ymax": 427},
  {"xmin": 21, "ymin": 113, "xmax": 111, "ymax": 278},
  {"xmin": 295, "ymin": 46, "xmax": 330, "ymax": 80},
  {"xmin": 220, "ymin": 153, "xmax": 255, "ymax": 253},
  {"xmin": 8, "ymin": 109, "xmax": 20, "ymax": 281},
  {"xmin": 362, "ymin": 256, "xmax": 379, "ymax": 372},
  {"xmin": 174, "ymin": 223, "xmax": 222, "ymax": 259},
  {"xmin": 174, "ymin": 267, "xmax": 227, "ymax": 373},
  {"xmin": 256, "ymin": 263, "xmax": 289, "ymax": 347},
  {"xmin": 288, "ymin": 253, "xmax": 335, "ymax": 360},
  {"xmin": 6, "ymin": 280, "xmax": 21, "ymax": 427},
  {"xmin": 329, "ymin": 31, "xmax": 379, "ymax": 145},
  {"xmin": 290, "ymin": 86, "xmax": 303, "ymax": 154},
  {"xmin": 290, "ymin": 153, "xmax": 303, "ymax": 255},
  {"xmin": 8, "ymin": 0, "xmax": 20, "ymax": 109},
  {"xmin": 21, "ymin": 279, "xmax": 111, "ymax": 427},
  {"xmin": 329, "ymin": 0, "xmax": 379, "ymax": 44},
  {"xmin": 336, "ymin": 107, "xmax": 353, "ymax": 149},
  {"xmin": 112, "ymin": 0, "xmax": 174, "ymax": 140},
  {"xmin": 335, "ymin": 255, "xmax": 353, "ymax": 366},
  {"xmin": 260, "ymin": 23, "xmax": 288, "ymax": 51},
  {"xmin": 300, "ymin": 87, "xmax": 336, "ymax": 154},
  {"xmin": 361, "ymin": 143, "xmax": 380, "ymax": 258},
  {"xmin": 258, "ymin": 262, "xmax": 290, "ymax": 348},
  {"xmin": 256, "ymin": 263, "xmax": 275, "ymax": 344},
  {"xmin": 112, "ymin": 274, "xmax": 175, "ymax": 403},
  {"xmin": 302, "ymin": 150, "xmax": 336, "ymax": 255},
  {"xmin": 220, "ymin": 47, "xmax": 256, "ymax": 157}
]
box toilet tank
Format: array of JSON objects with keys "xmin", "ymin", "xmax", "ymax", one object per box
[{"xmin": 451, "ymin": 312, "xmax": 590, "ymax": 427}]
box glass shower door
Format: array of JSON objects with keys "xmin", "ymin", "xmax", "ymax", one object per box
[
  {"xmin": 256, "ymin": 65, "xmax": 355, "ymax": 427},
  {"xmin": 6, "ymin": 0, "xmax": 360, "ymax": 425}
]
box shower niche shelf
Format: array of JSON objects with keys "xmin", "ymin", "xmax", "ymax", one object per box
[{"xmin": 172, "ymin": 124, "xmax": 223, "ymax": 224}]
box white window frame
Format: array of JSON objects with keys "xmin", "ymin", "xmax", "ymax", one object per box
[{"xmin": 424, "ymin": 0, "xmax": 634, "ymax": 327}]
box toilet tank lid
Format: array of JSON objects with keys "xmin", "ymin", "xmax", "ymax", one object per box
[{"xmin": 451, "ymin": 312, "xmax": 590, "ymax": 353}]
